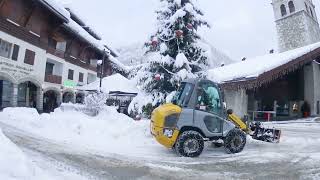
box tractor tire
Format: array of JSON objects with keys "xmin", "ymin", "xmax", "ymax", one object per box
[
  {"xmin": 224, "ymin": 128, "xmax": 246, "ymax": 154},
  {"xmin": 175, "ymin": 131, "xmax": 204, "ymax": 157}
]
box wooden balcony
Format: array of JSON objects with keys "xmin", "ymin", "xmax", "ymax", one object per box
[
  {"xmin": 64, "ymin": 53, "xmax": 97, "ymax": 72},
  {"xmin": 47, "ymin": 47, "xmax": 65, "ymax": 59},
  {"xmin": 44, "ymin": 74, "xmax": 62, "ymax": 84}
]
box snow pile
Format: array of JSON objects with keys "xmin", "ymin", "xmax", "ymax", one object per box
[
  {"xmin": 0, "ymin": 127, "xmax": 53, "ymax": 180},
  {"xmin": 208, "ymin": 41, "xmax": 320, "ymax": 83},
  {"xmin": 78, "ymin": 73, "xmax": 138, "ymax": 94},
  {"xmin": 0, "ymin": 107, "xmax": 158, "ymax": 158},
  {"xmin": 174, "ymin": 53, "xmax": 188, "ymax": 68}
]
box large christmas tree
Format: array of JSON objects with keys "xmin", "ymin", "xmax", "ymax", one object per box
[{"xmin": 137, "ymin": 0, "xmax": 210, "ymax": 106}]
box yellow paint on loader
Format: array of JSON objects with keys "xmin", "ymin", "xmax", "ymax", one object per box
[
  {"xmin": 151, "ymin": 103, "xmax": 182, "ymax": 148},
  {"xmin": 228, "ymin": 113, "xmax": 248, "ymax": 131}
]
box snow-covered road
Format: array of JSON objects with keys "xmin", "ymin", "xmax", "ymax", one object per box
[{"xmin": 1, "ymin": 119, "xmax": 320, "ymax": 180}]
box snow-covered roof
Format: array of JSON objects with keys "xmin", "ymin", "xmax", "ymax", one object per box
[
  {"xmin": 208, "ymin": 42, "xmax": 320, "ymax": 86},
  {"xmin": 39, "ymin": 0, "xmax": 70, "ymax": 22},
  {"xmin": 39, "ymin": 0, "xmax": 119, "ymax": 57},
  {"xmin": 78, "ymin": 73, "xmax": 139, "ymax": 94},
  {"xmin": 64, "ymin": 19, "xmax": 105, "ymax": 51}
]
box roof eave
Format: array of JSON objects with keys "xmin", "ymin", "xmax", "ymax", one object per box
[{"xmin": 38, "ymin": 0, "xmax": 69, "ymax": 23}]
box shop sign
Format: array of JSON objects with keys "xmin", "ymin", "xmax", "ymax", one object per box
[{"xmin": 63, "ymin": 80, "xmax": 77, "ymax": 88}]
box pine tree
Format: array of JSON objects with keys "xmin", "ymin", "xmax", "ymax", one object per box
[{"xmin": 137, "ymin": 0, "xmax": 210, "ymax": 105}]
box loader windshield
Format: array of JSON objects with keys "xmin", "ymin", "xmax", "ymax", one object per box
[{"xmin": 172, "ymin": 82, "xmax": 194, "ymax": 107}]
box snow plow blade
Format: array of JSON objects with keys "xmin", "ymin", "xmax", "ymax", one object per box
[
  {"xmin": 249, "ymin": 122, "xmax": 281, "ymax": 143},
  {"xmin": 227, "ymin": 113, "xmax": 281, "ymax": 143}
]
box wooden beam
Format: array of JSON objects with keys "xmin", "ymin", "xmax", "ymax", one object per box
[
  {"xmin": 0, "ymin": 0, "xmax": 7, "ymax": 9},
  {"xmin": 22, "ymin": 2, "xmax": 36, "ymax": 27}
]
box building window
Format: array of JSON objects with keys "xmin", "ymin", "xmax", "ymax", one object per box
[
  {"xmin": 45, "ymin": 62, "xmax": 54, "ymax": 75},
  {"xmin": 48, "ymin": 36, "xmax": 66, "ymax": 52},
  {"xmin": 280, "ymin": 4, "xmax": 287, "ymax": 17},
  {"xmin": 24, "ymin": 49, "xmax": 35, "ymax": 65},
  {"xmin": 11, "ymin": 44, "xmax": 19, "ymax": 61},
  {"xmin": 56, "ymin": 41, "xmax": 67, "ymax": 52},
  {"xmin": 68, "ymin": 69, "xmax": 74, "ymax": 80},
  {"xmin": 79, "ymin": 72, "xmax": 84, "ymax": 82},
  {"xmin": 0, "ymin": 39, "xmax": 12, "ymax": 58},
  {"xmin": 288, "ymin": 1, "xmax": 295, "ymax": 13}
]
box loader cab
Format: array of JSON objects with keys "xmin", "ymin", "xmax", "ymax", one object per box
[
  {"xmin": 173, "ymin": 79, "xmax": 231, "ymax": 138},
  {"xmin": 172, "ymin": 79, "xmax": 225, "ymax": 116}
]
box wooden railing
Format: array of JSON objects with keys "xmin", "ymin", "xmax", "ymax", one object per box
[
  {"xmin": 47, "ymin": 47, "xmax": 65, "ymax": 59},
  {"xmin": 44, "ymin": 74, "xmax": 62, "ymax": 84}
]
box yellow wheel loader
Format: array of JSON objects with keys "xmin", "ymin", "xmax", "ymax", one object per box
[{"xmin": 150, "ymin": 79, "xmax": 281, "ymax": 157}]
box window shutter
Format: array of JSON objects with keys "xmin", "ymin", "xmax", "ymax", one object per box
[
  {"xmin": 68, "ymin": 69, "xmax": 74, "ymax": 80},
  {"xmin": 79, "ymin": 73, "xmax": 84, "ymax": 82},
  {"xmin": 11, "ymin": 44, "xmax": 19, "ymax": 61},
  {"xmin": 24, "ymin": 49, "xmax": 35, "ymax": 65}
]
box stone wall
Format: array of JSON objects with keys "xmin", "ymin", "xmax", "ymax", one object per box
[
  {"xmin": 276, "ymin": 11, "xmax": 320, "ymax": 52},
  {"xmin": 304, "ymin": 62, "xmax": 320, "ymax": 116},
  {"xmin": 224, "ymin": 89, "xmax": 248, "ymax": 118},
  {"xmin": 313, "ymin": 62, "xmax": 320, "ymax": 115}
]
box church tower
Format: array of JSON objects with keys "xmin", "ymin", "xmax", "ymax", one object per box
[{"xmin": 272, "ymin": 0, "xmax": 320, "ymax": 52}]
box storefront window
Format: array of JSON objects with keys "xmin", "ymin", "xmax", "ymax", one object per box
[
  {"xmin": 276, "ymin": 101, "xmax": 290, "ymax": 116},
  {"xmin": 18, "ymin": 83, "xmax": 27, "ymax": 107},
  {"xmin": 0, "ymin": 80, "xmax": 13, "ymax": 108}
]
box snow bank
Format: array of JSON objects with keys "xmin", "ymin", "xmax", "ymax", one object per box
[
  {"xmin": 2, "ymin": 107, "xmax": 320, "ymax": 165},
  {"xmin": 0, "ymin": 107, "xmax": 159, "ymax": 158},
  {"xmin": 0, "ymin": 127, "xmax": 53, "ymax": 180},
  {"xmin": 208, "ymin": 41, "xmax": 320, "ymax": 83},
  {"xmin": 78, "ymin": 73, "xmax": 138, "ymax": 94}
]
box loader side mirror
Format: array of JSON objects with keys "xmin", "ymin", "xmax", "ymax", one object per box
[{"xmin": 223, "ymin": 102, "xmax": 227, "ymax": 109}]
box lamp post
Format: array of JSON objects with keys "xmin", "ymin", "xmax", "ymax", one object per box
[{"xmin": 98, "ymin": 48, "xmax": 111, "ymax": 93}]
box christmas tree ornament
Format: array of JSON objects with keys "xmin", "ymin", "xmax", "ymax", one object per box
[
  {"xmin": 155, "ymin": 74, "xmax": 161, "ymax": 81},
  {"xmin": 175, "ymin": 30, "xmax": 184, "ymax": 38},
  {"xmin": 186, "ymin": 23, "xmax": 193, "ymax": 30}
]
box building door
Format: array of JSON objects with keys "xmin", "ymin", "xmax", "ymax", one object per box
[
  {"xmin": 0, "ymin": 80, "xmax": 13, "ymax": 109},
  {"xmin": 43, "ymin": 90, "xmax": 58, "ymax": 113},
  {"xmin": 18, "ymin": 82, "xmax": 38, "ymax": 108},
  {"xmin": 63, "ymin": 92, "xmax": 74, "ymax": 103}
]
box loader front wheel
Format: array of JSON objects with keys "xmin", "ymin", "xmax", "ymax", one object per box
[
  {"xmin": 175, "ymin": 131, "xmax": 204, "ymax": 157},
  {"xmin": 224, "ymin": 128, "xmax": 246, "ymax": 154}
]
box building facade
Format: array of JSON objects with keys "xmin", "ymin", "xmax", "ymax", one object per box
[
  {"xmin": 0, "ymin": 0, "xmax": 113, "ymax": 112},
  {"xmin": 273, "ymin": 0, "xmax": 320, "ymax": 52},
  {"xmin": 218, "ymin": 0, "xmax": 320, "ymax": 120}
]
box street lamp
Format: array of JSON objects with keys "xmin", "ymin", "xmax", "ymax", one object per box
[{"xmin": 97, "ymin": 48, "xmax": 111, "ymax": 92}]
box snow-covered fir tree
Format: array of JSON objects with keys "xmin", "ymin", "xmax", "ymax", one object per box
[{"xmin": 137, "ymin": 0, "xmax": 210, "ymax": 105}]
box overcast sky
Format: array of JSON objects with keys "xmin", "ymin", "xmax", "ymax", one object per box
[{"xmin": 63, "ymin": 0, "xmax": 320, "ymax": 61}]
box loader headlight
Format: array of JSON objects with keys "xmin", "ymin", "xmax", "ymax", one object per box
[{"xmin": 163, "ymin": 129, "xmax": 174, "ymax": 138}]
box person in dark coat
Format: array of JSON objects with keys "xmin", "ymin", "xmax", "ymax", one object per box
[{"xmin": 301, "ymin": 101, "xmax": 311, "ymax": 118}]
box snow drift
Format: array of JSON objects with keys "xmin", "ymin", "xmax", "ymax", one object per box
[
  {"xmin": 0, "ymin": 127, "xmax": 52, "ymax": 180},
  {"xmin": 0, "ymin": 107, "xmax": 159, "ymax": 158}
]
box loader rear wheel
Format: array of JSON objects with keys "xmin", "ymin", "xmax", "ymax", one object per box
[
  {"xmin": 224, "ymin": 128, "xmax": 246, "ymax": 154},
  {"xmin": 175, "ymin": 131, "xmax": 204, "ymax": 157}
]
